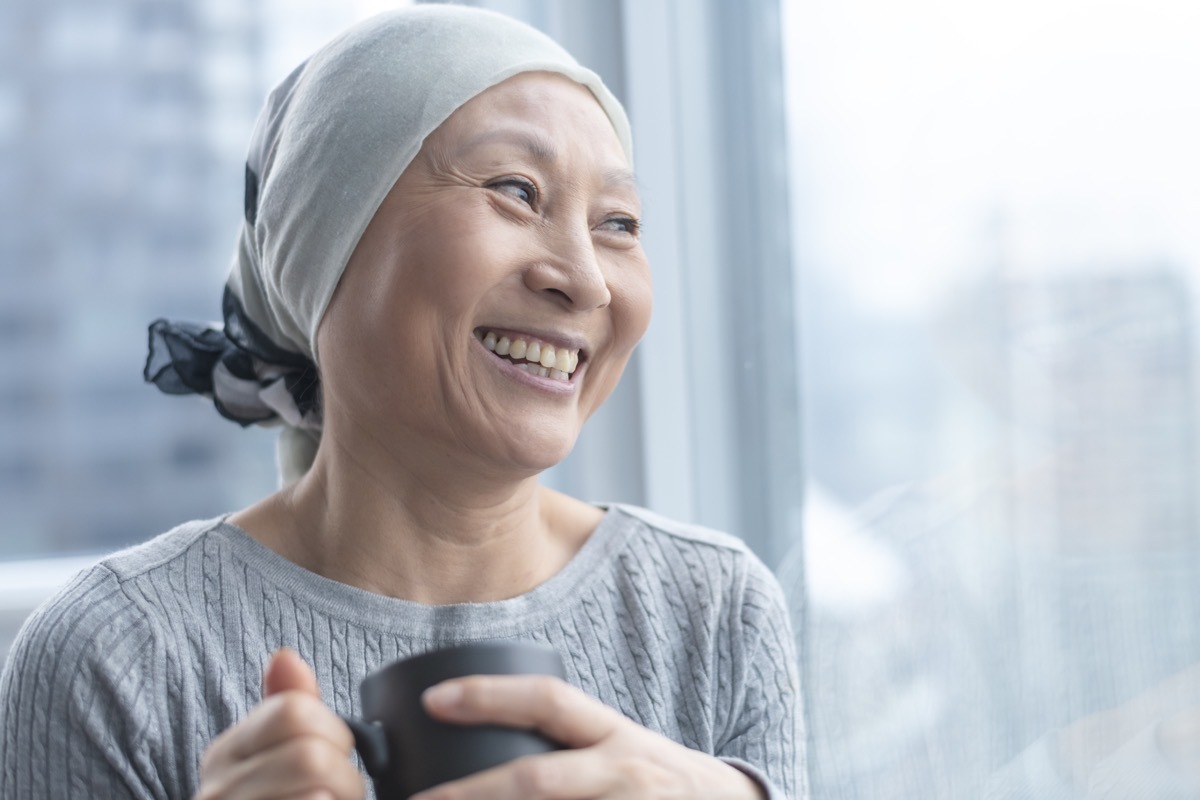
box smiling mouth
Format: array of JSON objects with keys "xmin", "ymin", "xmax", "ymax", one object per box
[{"xmin": 474, "ymin": 329, "xmax": 581, "ymax": 383}]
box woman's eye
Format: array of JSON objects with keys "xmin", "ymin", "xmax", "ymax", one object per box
[
  {"xmin": 492, "ymin": 179, "xmax": 537, "ymax": 207},
  {"xmin": 598, "ymin": 216, "xmax": 641, "ymax": 236}
]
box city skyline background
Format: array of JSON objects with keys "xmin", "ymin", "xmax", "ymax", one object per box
[{"xmin": 0, "ymin": 0, "xmax": 405, "ymax": 559}]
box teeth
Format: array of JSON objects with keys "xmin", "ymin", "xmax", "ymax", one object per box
[{"xmin": 478, "ymin": 330, "xmax": 582, "ymax": 381}]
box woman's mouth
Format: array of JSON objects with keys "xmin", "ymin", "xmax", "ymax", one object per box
[{"xmin": 474, "ymin": 329, "xmax": 581, "ymax": 383}]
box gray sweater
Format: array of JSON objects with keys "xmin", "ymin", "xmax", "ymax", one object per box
[{"xmin": 0, "ymin": 503, "xmax": 804, "ymax": 799}]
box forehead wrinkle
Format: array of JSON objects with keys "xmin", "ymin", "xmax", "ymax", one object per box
[
  {"xmin": 454, "ymin": 128, "xmax": 559, "ymax": 165},
  {"xmin": 450, "ymin": 126, "xmax": 638, "ymax": 202},
  {"xmin": 602, "ymin": 167, "xmax": 639, "ymax": 195}
]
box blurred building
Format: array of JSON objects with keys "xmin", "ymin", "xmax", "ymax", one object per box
[
  {"xmin": 797, "ymin": 268, "xmax": 1200, "ymax": 798},
  {"xmin": 0, "ymin": 0, "xmax": 278, "ymax": 558},
  {"xmin": 1000, "ymin": 271, "xmax": 1197, "ymax": 553}
]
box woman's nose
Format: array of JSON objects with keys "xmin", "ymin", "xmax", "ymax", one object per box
[{"xmin": 523, "ymin": 228, "xmax": 612, "ymax": 311}]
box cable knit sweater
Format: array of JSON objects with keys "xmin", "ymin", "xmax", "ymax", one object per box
[{"xmin": 0, "ymin": 503, "xmax": 804, "ymax": 799}]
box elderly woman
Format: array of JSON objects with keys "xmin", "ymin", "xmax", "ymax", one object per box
[{"xmin": 0, "ymin": 6, "xmax": 802, "ymax": 800}]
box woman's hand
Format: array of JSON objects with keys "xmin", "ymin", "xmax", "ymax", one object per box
[
  {"xmin": 413, "ymin": 675, "xmax": 766, "ymax": 800},
  {"xmin": 195, "ymin": 649, "xmax": 366, "ymax": 800}
]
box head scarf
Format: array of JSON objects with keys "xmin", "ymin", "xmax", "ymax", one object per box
[{"xmin": 144, "ymin": 5, "xmax": 633, "ymax": 485}]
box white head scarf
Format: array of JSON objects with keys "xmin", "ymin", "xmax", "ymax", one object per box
[{"xmin": 144, "ymin": 5, "xmax": 633, "ymax": 485}]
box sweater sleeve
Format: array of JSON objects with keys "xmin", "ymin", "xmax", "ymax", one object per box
[
  {"xmin": 0, "ymin": 566, "xmax": 176, "ymax": 800},
  {"xmin": 715, "ymin": 554, "xmax": 807, "ymax": 800}
]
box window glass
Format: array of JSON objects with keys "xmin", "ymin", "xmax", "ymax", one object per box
[
  {"xmin": 783, "ymin": 0, "xmax": 1200, "ymax": 793},
  {"xmin": 0, "ymin": 0, "xmax": 406, "ymax": 561}
]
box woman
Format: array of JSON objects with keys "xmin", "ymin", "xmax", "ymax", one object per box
[{"xmin": 0, "ymin": 6, "xmax": 802, "ymax": 799}]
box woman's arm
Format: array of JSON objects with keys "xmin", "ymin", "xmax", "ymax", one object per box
[
  {"xmin": 0, "ymin": 567, "xmax": 170, "ymax": 799},
  {"xmin": 712, "ymin": 556, "xmax": 806, "ymax": 800}
]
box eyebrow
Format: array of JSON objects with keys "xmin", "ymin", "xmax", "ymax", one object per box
[
  {"xmin": 602, "ymin": 167, "xmax": 639, "ymax": 194},
  {"xmin": 457, "ymin": 128, "xmax": 639, "ymax": 193},
  {"xmin": 456, "ymin": 129, "xmax": 559, "ymax": 164}
]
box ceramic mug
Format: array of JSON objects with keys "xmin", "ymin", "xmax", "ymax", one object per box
[{"xmin": 341, "ymin": 641, "xmax": 566, "ymax": 799}]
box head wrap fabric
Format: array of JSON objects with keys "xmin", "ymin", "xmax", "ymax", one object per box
[{"xmin": 144, "ymin": 4, "xmax": 633, "ymax": 485}]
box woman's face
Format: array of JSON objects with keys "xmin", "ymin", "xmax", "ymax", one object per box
[{"xmin": 318, "ymin": 72, "xmax": 652, "ymax": 475}]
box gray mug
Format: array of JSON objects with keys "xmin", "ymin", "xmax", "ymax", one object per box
[{"xmin": 341, "ymin": 641, "xmax": 566, "ymax": 799}]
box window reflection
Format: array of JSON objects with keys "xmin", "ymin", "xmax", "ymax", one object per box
[{"xmin": 784, "ymin": 0, "xmax": 1200, "ymax": 794}]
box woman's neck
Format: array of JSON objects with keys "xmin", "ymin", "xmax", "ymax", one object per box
[{"xmin": 230, "ymin": 434, "xmax": 600, "ymax": 604}]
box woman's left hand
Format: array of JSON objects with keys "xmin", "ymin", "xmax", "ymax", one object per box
[{"xmin": 412, "ymin": 675, "xmax": 766, "ymax": 800}]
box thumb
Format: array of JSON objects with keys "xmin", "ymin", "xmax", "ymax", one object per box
[{"xmin": 263, "ymin": 648, "xmax": 321, "ymax": 698}]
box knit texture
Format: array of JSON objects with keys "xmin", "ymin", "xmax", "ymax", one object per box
[{"xmin": 0, "ymin": 504, "xmax": 804, "ymax": 799}]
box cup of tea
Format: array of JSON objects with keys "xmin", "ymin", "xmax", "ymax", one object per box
[{"xmin": 340, "ymin": 641, "xmax": 566, "ymax": 799}]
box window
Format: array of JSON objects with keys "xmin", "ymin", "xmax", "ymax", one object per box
[
  {"xmin": 784, "ymin": 0, "xmax": 1200, "ymax": 793},
  {"xmin": 5, "ymin": 0, "xmax": 1198, "ymax": 792}
]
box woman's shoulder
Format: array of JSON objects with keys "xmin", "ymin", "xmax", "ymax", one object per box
[
  {"xmin": 0, "ymin": 520, "xmax": 224, "ymax": 798},
  {"xmin": 3, "ymin": 518, "xmax": 226, "ymax": 669},
  {"xmin": 607, "ymin": 503, "xmax": 753, "ymax": 552},
  {"xmin": 94, "ymin": 516, "xmax": 227, "ymax": 580},
  {"xmin": 603, "ymin": 503, "xmax": 782, "ymax": 599},
  {"xmin": 607, "ymin": 504, "xmax": 771, "ymax": 570},
  {"xmin": 597, "ymin": 504, "xmax": 796, "ymax": 679}
]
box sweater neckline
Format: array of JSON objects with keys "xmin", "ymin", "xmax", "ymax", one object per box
[{"xmin": 210, "ymin": 504, "xmax": 632, "ymax": 640}]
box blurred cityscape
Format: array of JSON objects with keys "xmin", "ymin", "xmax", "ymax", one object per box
[
  {"xmin": 794, "ymin": 268, "xmax": 1200, "ymax": 796},
  {"xmin": 781, "ymin": 0, "xmax": 1200, "ymax": 791},
  {"xmin": 1, "ymin": 0, "xmax": 279, "ymax": 558}
]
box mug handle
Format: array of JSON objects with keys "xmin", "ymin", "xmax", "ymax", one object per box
[{"xmin": 339, "ymin": 714, "xmax": 391, "ymax": 778}]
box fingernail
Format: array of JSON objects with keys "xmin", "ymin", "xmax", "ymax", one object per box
[{"xmin": 423, "ymin": 681, "xmax": 463, "ymax": 708}]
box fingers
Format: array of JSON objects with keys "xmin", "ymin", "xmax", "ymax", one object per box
[
  {"xmin": 416, "ymin": 676, "xmax": 759, "ymax": 800},
  {"xmin": 410, "ymin": 749, "xmax": 693, "ymax": 800},
  {"xmin": 265, "ymin": 648, "xmax": 321, "ymax": 697},
  {"xmin": 197, "ymin": 650, "xmax": 363, "ymax": 800},
  {"xmin": 204, "ymin": 691, "xmax": 355, "ymax": 772},
  {"xmin": 422, "ymin": 675, "xmax": 623, "ymax": 748},
  {"xmin": 199, "ymin": 651, "xmax": 358, "ymax": 798},
  {"xmin": 410, "ymin": 749, "xmax": 624, "ymax": 800},
  {"xmin": 197, "ymin": 733, "xmax": 365, "ymax": 800}
]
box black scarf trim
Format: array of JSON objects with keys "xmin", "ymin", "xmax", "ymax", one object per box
[{"xmin": 143, "ymin": 287, "xmax": 321, "ymax": 426}]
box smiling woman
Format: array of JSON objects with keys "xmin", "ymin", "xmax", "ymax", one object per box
[
  {"xmin": 311, "ymin": 73, "xmax": 652, "ymax": 484},
  {"xmin": 0, "ymin": 6, "xmax": 801, "ymax": 800}
]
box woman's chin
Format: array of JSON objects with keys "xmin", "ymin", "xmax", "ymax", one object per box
[{"xmin": 491, "ymin": 428, "xmax": 579, "ymax": 476}]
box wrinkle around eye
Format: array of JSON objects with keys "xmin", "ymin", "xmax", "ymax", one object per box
[
  {"xmin": 593, "ymin": 226, "xmax": 643, "ymax": 253},
  {"xmin": 591, "ymin": 206, "xmax": 641, "ymax": 236},
  {"xmin": 487, "ymin": 178, "xmax": 539, "ymax": 210},
  {"xmin": 598, "ymin": 217, "xmax": 640, "ymax": 236}
]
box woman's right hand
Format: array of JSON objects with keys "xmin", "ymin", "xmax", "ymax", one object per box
[{"xmin": 195, "ymin": 648, "xmax": 366, "ymax": 800}]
